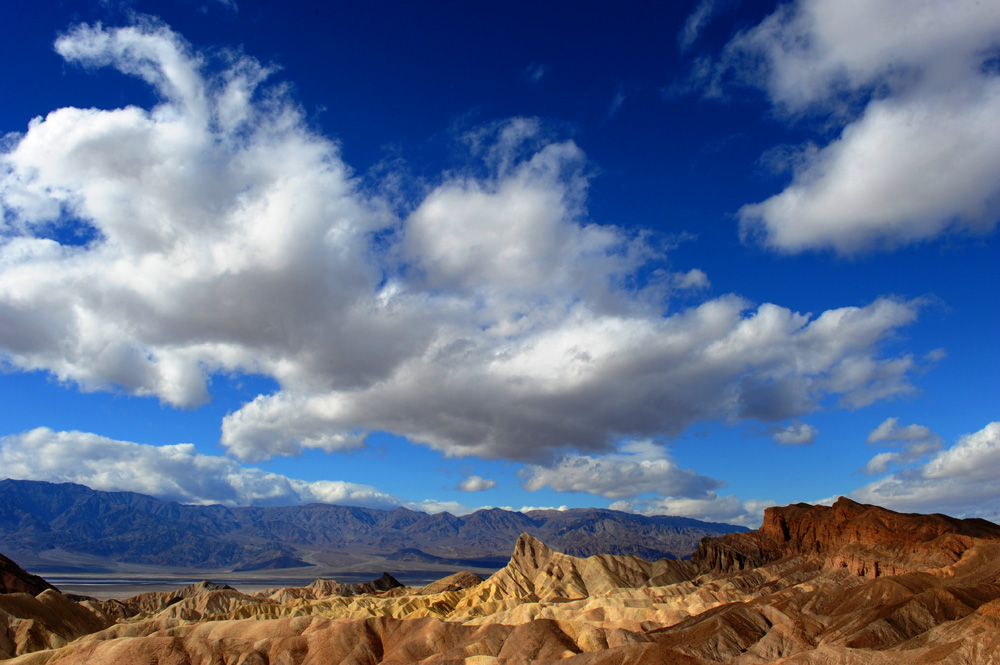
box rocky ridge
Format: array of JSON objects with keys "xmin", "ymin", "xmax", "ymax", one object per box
[
  {"xmin": 694, "ymin": 496, "xmax": 1000, "ymax": 576},
  {"xmin": 0, "ymin": 555, "xmax": 55, "ymax": 597},
  {"xmin": 0, "ymin": 479, "xmax": 746, "ymax": 571},
  {"xmin": 2, "ymin": 498, "xmax": 999, "ymax": 663}
]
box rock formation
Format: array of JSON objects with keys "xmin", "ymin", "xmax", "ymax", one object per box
[
  {"xmin": 3, "ymin": 497, "xmax": 1000, "ymax": 663},
  {"xmin": 694, "ymin": 496, "xmax": 1000, "ymax": 576},
  {"xmin": 0, "ymin": 555, "xmax": 56, "ymax": 597}
]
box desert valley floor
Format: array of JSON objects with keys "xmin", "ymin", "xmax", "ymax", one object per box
[{"xmin": 3, "ymin": 498, "xmax": 1000, "ymax": 664}]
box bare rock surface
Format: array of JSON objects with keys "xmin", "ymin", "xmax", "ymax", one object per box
[
  {"xmin": 0, "ymin": 555, "xmax": 55, "ymax": 597},
  {"xmin": 694, "ymin": 496, "xmax": 1000, "ymax": 576},
  {"xmin": 0, "ymin": 590, "xmax": 110, "ymax": 659},
  {"xmin": 417, "ymin": 571, "xmax": 484, "ymax": 595},
  {"xmin": 4, "ymin": 498, "xmax": 1000, "ymax": 663}
]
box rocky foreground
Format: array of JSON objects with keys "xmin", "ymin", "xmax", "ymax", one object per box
[{"xmin": 2, "ymin": 497, "xmax": 1000, "ymax": 664}]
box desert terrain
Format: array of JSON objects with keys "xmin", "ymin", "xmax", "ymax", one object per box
[{"xmin": 3, "ymin": 497, "xmax": 1000, "ymax": 663}]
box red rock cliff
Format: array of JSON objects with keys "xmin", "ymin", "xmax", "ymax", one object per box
[{"xmin": 695, "ymin": 497, "xmax": 1000, "ymax": 577}]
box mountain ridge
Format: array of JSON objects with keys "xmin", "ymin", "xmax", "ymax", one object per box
[{"xmin": 0, "ymin": 479, "xmax": 746, "ymax": 573}]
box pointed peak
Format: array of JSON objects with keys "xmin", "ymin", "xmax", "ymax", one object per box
[
  {"xmin": 308, "ymin": 577, "xmax": 340, "ymax": 592},
  {"xmin": 832, "ymin": 496, "xmax": 865, "ymax": 511},
  {"xmin": 177, "ymin": 581, "xmax": 235, "ymax": 597},
  {"xmin": 372, "ymin": 572, "xmax": 403, "ymax": 591},
  {"xmin": 513, "ymin": 532, "xmax": 555, "ymax": 560},
  {"xmin": 515, "ymin": 531, "xmax": 545, "ymax": 548}
]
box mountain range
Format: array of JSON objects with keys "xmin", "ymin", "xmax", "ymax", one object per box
[
  {"xmin": 0, "ymin": 479, "xmax": 745, "ymax": 574},
  {"xmin": 2, "ymin": 497, "xmax": 1000, "ymax": 663}
]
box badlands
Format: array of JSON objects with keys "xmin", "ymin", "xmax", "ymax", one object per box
[{"xmin": 3, "ymin": 497, "xmax": 1000, "ymax": 664}]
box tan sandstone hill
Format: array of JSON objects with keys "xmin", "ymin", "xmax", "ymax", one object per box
[{"xmin": 3, "ymin": 498, "xmax": 1000, "ymax": 664}]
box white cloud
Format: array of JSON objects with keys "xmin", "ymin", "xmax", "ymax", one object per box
[
  {"xmin": 607, "ymin": 88, "xmax": 626, "ymax": 118},
  {"xmin": 0, "ymin": 21, "xmax": 395, "ymax": 415},
  {"xmin": 678, "ymin": 0, "xmax": 723, "ymax": 52},
  {"xmin": 866, "ymin": 417, "xmax": 934, "ymax": 444},
  {"xmin": 853, "ymin": 422, "xmax": 1000, "ymax": 521},
  {"xmin": 718, "ymin": 0, "xmax": 1000, "ymax": 253},
  {"xmin": 221, "ymin": 296, "xmax": 924, "ymax": 463},
  {"xmin": 0, "ymin": 427, "xmax": 404, "ymax": 509},
  {"xmin": 862, "ymin": 451, "xmax": 899, "ymax": 476},
  {"xmin": 524, "ymin": 62, "xmax": 547, "ymax": 84},
  {"xmin": 771, "ymin": 422, "xmax": 818, "ymax": 445},
  {"xmin": 511, "ymin": 505, "xmax": 570, "ymax": 513},
  {"xmin": 924, "ymin": 423, "xmax": 1000, "ymax": 483},
  {"xmin": 861, "ymin": 417, "xmax": 943, "ymax": 475},
  {"xmin": 672, "ymin": 268, "xmax": 710, "ymax": 290},
  {"xmin": 618, "ymin": 494, "xmax": 771, "ymax": 528},
  {"xmin": 457, "ymin": 475, "xmax": 497, "ymax": 492},
  {"xmin": 520, "ymin": 440, "xmax": 723, "ymax": 500},
  {"xmin": 409, "ymin": 499, "xmax": 478, "ymax": 516},
  {"xmin": 0, "ymin": 21, "xmax": 929, "ymax": 466}
]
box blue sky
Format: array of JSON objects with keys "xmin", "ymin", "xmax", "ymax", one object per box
[{"xmin": 0, "ymin": 0, "xmax": 997, "ymax": 526}]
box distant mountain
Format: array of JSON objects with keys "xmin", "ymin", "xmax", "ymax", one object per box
[{"xmin": 0, "ymin": 479, "xmax": 746, "ymax": 572}]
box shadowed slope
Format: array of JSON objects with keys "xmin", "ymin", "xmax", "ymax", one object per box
[{"xmin": 0, "ymin": 554, "xmax": 56, "ymax": 596}]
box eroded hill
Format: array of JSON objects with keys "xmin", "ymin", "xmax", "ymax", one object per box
[{"xmin": 2, "ymin": 497, "xmax": 1000, "ymax": 663}]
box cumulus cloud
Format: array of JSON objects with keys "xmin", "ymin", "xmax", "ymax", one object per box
[
  {"xmin": 221, "ymin": 296, "xmax": 924, "ymax": 463},
  {"xmin": 0, "ymin": 21, "xmax": 397, "ymax": 415},
  {"xmin": 853, "ymin": 422, "xmax": 1000, "ymax": 521},
  {"xmin": 771, "ymin": 422, "xmax": 818, "ymax": 445},
  {"xmin": 520, "ymin": 440, "xmax": 723, "ymax": 500},
  {"xmin": 861, "ymin": 417, "xmax": 943, "ymax": 475},
  {"xmin": 457, "ymin": 475, "xmax": 497, "ymax": 492},
  {"xmin": 716, "ymin": 0, "xmax": 1000, "ymax": 253},
  {"xmin": 0, "ymin": 427, "xmax": 404, "ymax": 509},
  {"xmin": 671, "ymin": 268, "xmax": 710, "ymax": 290},
  {"xmin": 0, "ymin": 21, "xmax": 929, "ymax": 466}
]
